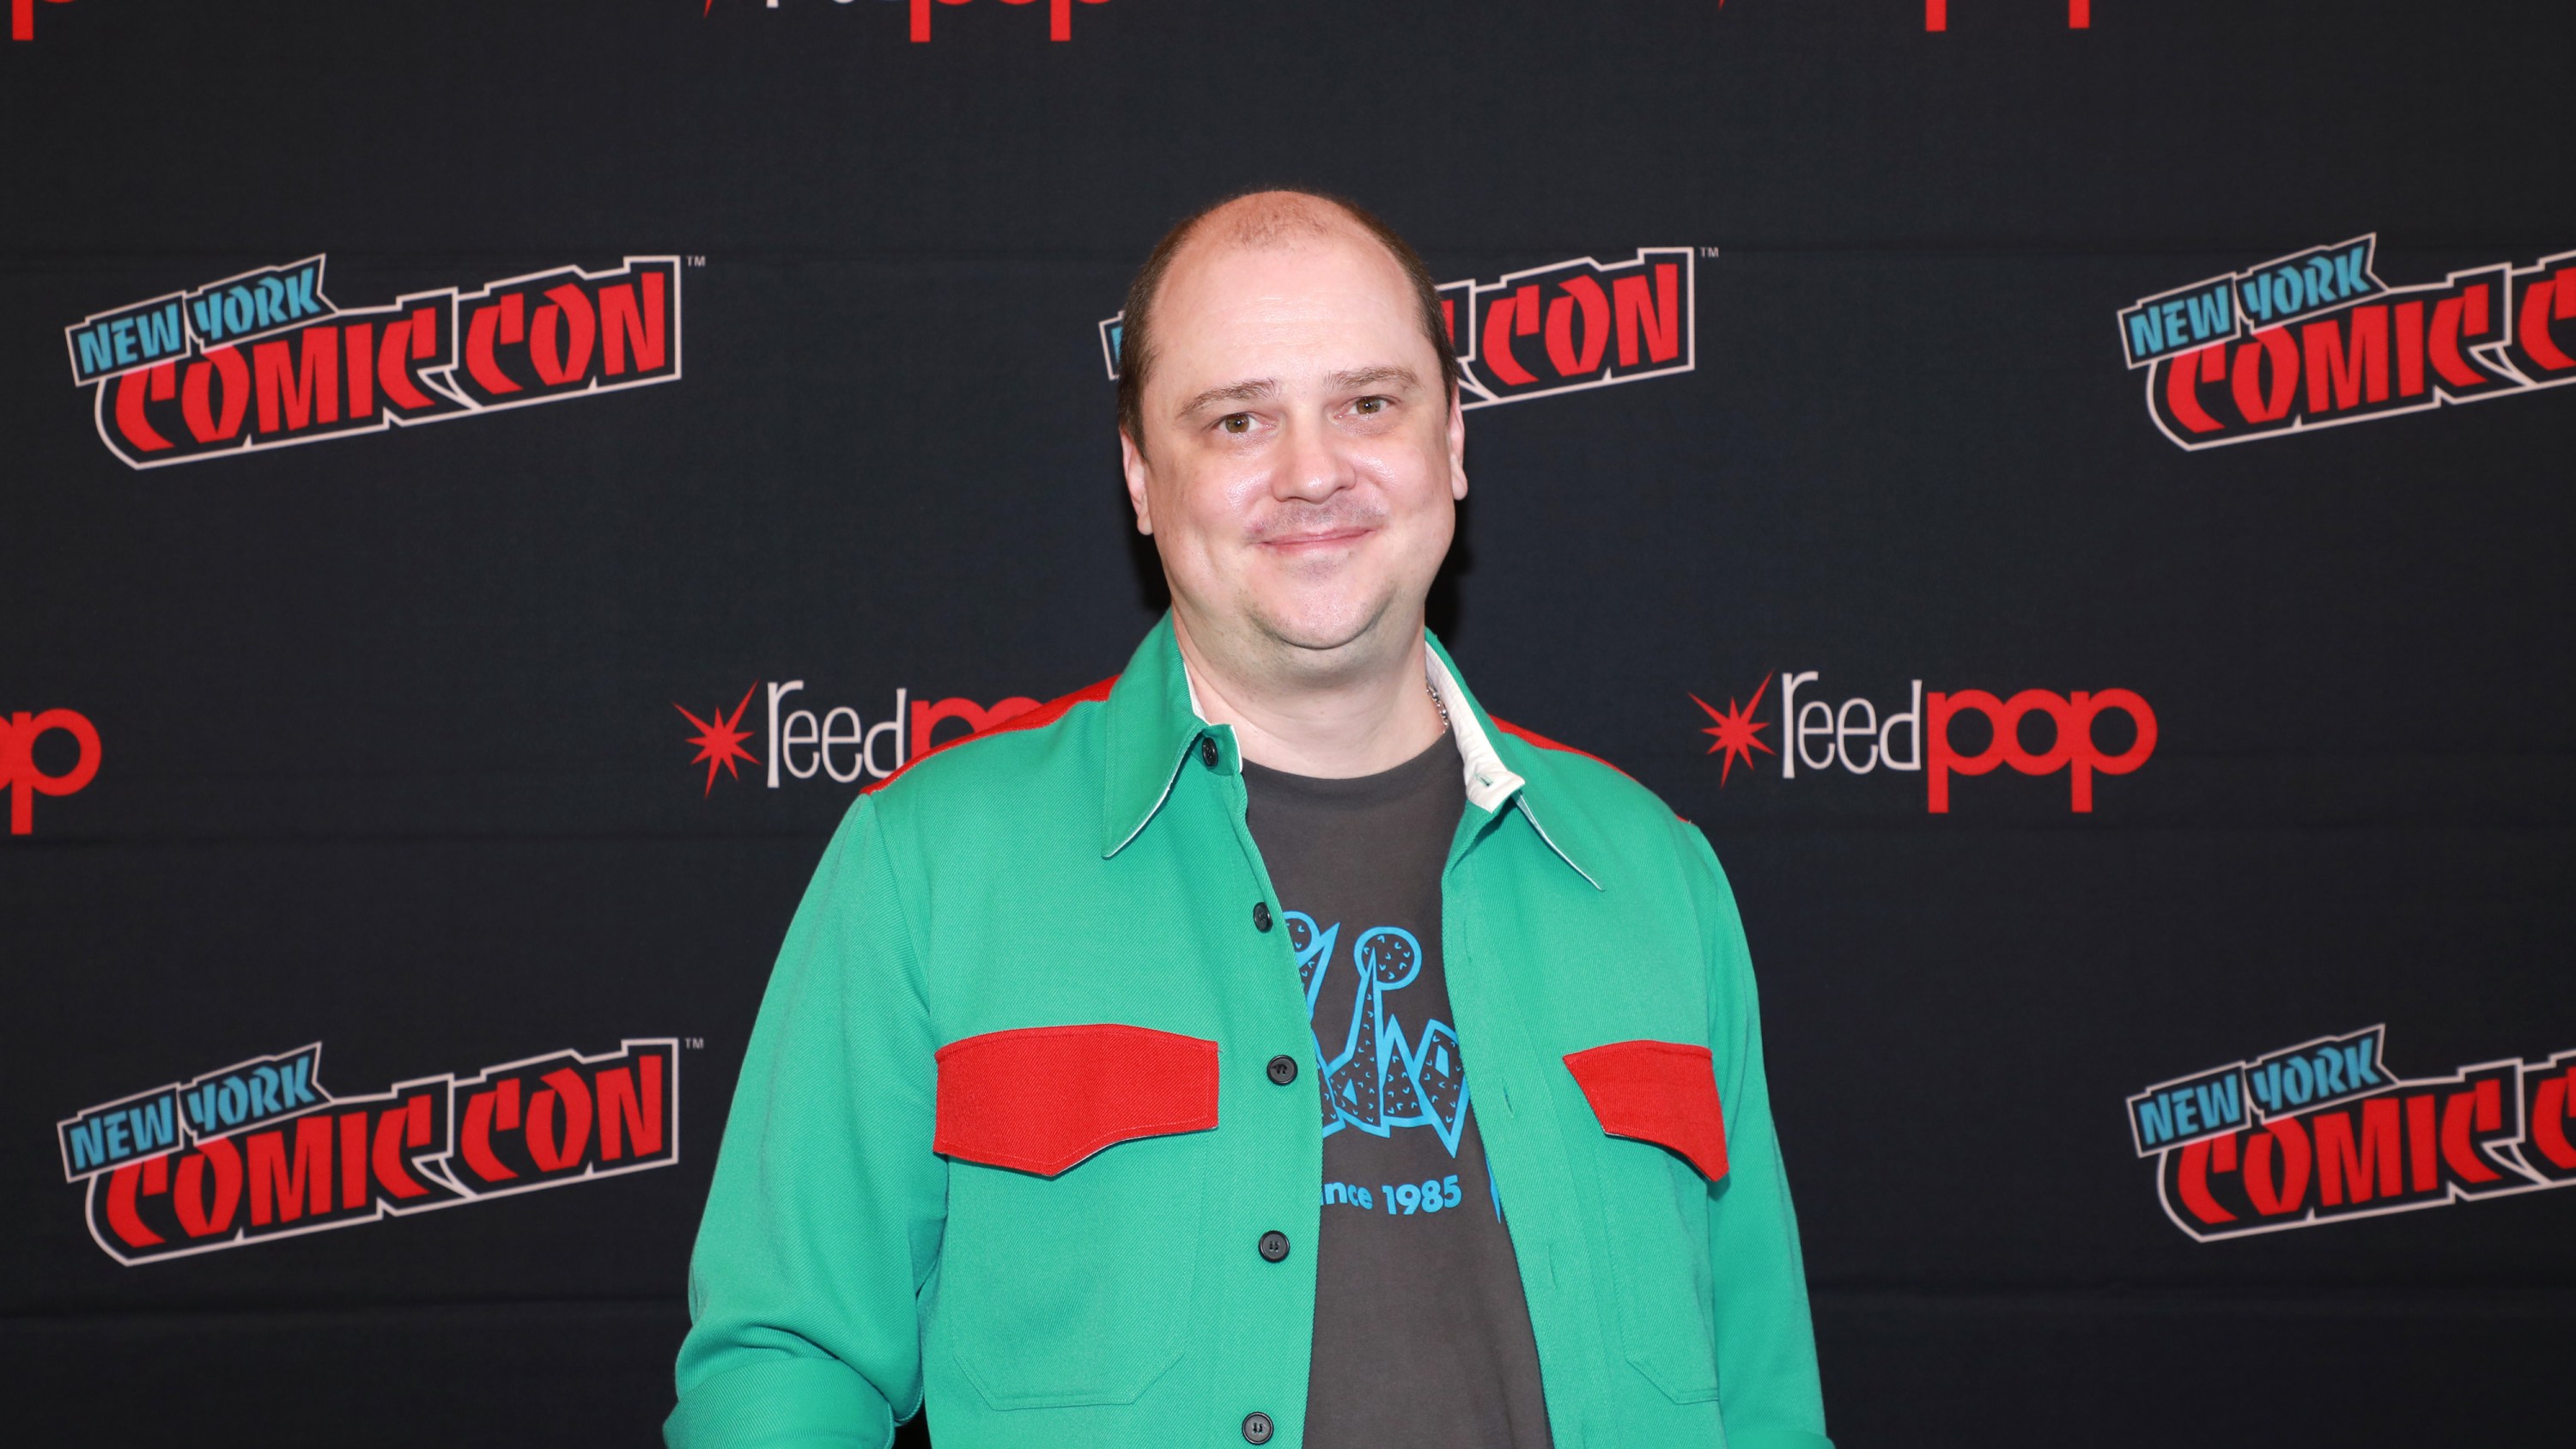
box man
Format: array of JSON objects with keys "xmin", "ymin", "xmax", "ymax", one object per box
[{"xmin": 669, "ymin": 190, "xmax": 1831, "ymax": 1449}]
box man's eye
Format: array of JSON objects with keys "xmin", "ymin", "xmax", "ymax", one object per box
[
  {"xmin": 1219, "ymin": 414, "xmax": 1255, "ymax": 435},
  {"xmin": 1352, "ymin": 397, "xmax": 1387, "ymax": 415}
]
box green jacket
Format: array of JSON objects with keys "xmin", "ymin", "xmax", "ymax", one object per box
[{"xmin": 669, "ymin": 618, "xmax": 1832, "ymax": 1449}]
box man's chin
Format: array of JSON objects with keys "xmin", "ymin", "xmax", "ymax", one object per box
[{"xmin": 1252, "ymin": 598, "xmax": 1406, "ymax": 663}]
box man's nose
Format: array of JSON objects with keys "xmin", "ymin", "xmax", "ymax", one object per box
[{"xmin": 1273, "ymin": 411, "xmax": 1353, "ymax": 503}]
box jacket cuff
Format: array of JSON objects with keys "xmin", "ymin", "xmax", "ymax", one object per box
[
  {"xmin": 665, "ymin": 1356, "xmax": 892, "ymax": 1449},
  {"xmin": 1721, "ymin": 1429, "xmax": 1835, "ymax": 1449}
]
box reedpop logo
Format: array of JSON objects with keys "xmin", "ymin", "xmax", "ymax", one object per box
[
  {"xmin": 1689, "ymin": 671, "xmax": 2157, "ymax": 813},
  {"xmin": 677, "ymin": 680, "xmax": 1041, "ymax": 794}
]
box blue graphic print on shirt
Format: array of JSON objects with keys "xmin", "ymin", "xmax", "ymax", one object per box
[{"xmin": 1289, "ymin": 910, "xmax": 1473, "ymax": 1157}]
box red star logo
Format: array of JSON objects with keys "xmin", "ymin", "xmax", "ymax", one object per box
[
  {"xmin": 676, "ymin": 684, "xmax": 761, "ymax": 795},
  {"xmin": 1689, "ymin": 676, "xmax": 1775, "ymax": 785}
]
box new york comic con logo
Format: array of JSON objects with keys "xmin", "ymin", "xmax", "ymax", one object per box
[
  {"xmin": 56, "ymin": 1039, "xmax": 677, "ymax": 1264},
  {"xmin": 2128, "ymin": 1026, "xmax": 2576, "ymax": 1242},
  {"xmin": 1103, "ymin": 249, "xmax": 1696, "ymax": 410},
  {"xmin": 2121, "ymin": 234, "xmax": 2576, "ymax": 449},
  {"xmin": 65, "ymin": 255, "xmax": 681, "ymax": 470}
]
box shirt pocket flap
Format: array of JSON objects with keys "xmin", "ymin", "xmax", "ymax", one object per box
[
  {"xmin": 935, "ymin": 1024, "xmax": 1218, "ymax": 1177},
  {"xmin": 1564, "ymin": 1038, "xmax": 1729, "ymax": 1183}
]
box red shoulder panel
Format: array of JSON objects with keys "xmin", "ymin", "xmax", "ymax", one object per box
[
  {"xmin": 1489, "ymin": 715, "xmax": 1638, "ymax": 782},
  {"xmin": 862, "ymin": 673, "xmax": 1119, "ymax": 796},
  {"xmin": 934, "ymin": 1023, "xmax": 1218, "ymax": 1177},
  {"xmin": 1562, "ymin": 1038, "xmax": 1728, "ymax": 1182}
]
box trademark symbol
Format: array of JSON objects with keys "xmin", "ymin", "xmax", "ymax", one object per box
[
  {"xmin": 1700, "ymin": 247, "xmax": 1721, "ymax": 259},
  {"xmin": 685, "ymin": 256, "xmax": 708, "ymax": 268},
  {"xmin": 685, "ymin": 1037, "xmax": 706, "ymax": 1050}
]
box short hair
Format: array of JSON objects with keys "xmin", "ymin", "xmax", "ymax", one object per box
[{"xmin": 1115, "ymin": 188, "xmax": 1461, "ymax": 455}]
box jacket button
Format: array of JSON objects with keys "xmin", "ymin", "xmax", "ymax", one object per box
[
  {"xmin": 1258, "ymin": 1230, "xmax": 1291, "ymax": 1263},
  {"xmin": 1267, "ymin": 1054, "xmax": 1298, "ymax": 1086},
  {"xmin": 1253, "ymin": 901, "xmax": 1273, "ymax": 933},
  {"xmin": 1242, "ymin": 1411, "xmax": 1275, "ymax": 1444},
  {"xmin": 1199, "ymin": 736, "xmax": 1220, "ymax": 769}
]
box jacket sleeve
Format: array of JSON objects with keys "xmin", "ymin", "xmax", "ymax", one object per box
[
  {"xmin": 1684, "ymin": 824, "xmax": 1833, "ymax": 1449},
  {"xmin": 667, "ymin": 796, "xmax": 945, "ymax": 1448}
]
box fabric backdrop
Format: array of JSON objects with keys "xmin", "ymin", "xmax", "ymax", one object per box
[{"xmin": 6, "ymin": 2, "xmax": 2572, "ymax": 1444}]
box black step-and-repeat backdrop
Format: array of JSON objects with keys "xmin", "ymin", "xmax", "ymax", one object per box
[{"xmin": 8, "ymin": 2, "xmax": 2573, "ymax": 1445}]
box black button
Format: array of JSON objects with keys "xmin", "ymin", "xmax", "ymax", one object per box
[
  {"xmin": 1242, "ymin": 1412, "xmax": 1274, "ymax": 1444},
  {"xmin": 1267, "ymin": 1054, "xmax": 1299, "ymax": 1086},
  {"xmin": 1199, "ymin": 736, "xmax": 1220, "ymax": 769},
  {"xmin": 1253, "ymin": 902, "xmax": 1273, "ymax": 933},
  {"xmin": 1258, "ymin": 1230, "xmax": 1291, "ymax": 1263}
]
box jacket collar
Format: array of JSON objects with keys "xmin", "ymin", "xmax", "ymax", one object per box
[{"xmin": 1100, "ymin": 615, "xmax": 1600, "ymax": 888}]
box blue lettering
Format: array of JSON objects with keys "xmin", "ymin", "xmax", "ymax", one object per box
[
  {"xmin": 125, "ymin": 1097, "xmax": 175, "ymax": 1154},
  {"xmin": 2195, "ymin": 1075, "xmax": 2240, "ymax": 1131},
  {"xmin": 104, "ymin": 1116, "xmax": 131, "ymax": 1158},
  {"xmin": 2282, "ymin": 1056, "xmax": 2314, "ymax": 1105},
  {"xmin": 191, "ymin": 294, "xmax": 226, "ymax": 342},
  {"xmin": 75, "ymin": 326, "xmax": 117, "ymax": 379},
  {"xmin": 2239, "ymin": 277, "xmax": 2272, "ymax": 324},
  {"xmin": 2188, "ymin": 286, "xmax": 2232, "ymax": 340},
  {"xmin": 2127, "ymin": 309, "xmax": 2165, "ymax": 360},
  {"xmin": 109, "ymin": 317, "xmax": 137, "ymax": 365},
  {"xmin": 2306, "ymin": 256, "xmax": 2336, "ymax": 305},
  {"xmin": 2160, "ymin": 300, "xmax": 2191, "ymax": 347},
  {"xmin": 288, "ymin": 265, "xmax": 321, "ymax": 318},
  {"xmin": 2314, "ymin": 1046, "xmax": 2348, "ymax": 1096},
  {"xmin": 2344, "ymin": 1038, "xmax": 2383, "ymax": 1088},
  {"xmin": 2170, "ymin": 1088, "xmax": 2200, "ymax": 1136},
  {"xmin": 247, "ymin": 1065, "xmax": 281, "ymax": 1117},
  {"xmin": 66, "ymin": 1117, "xmax": 107, "ymax": 1171},
  {"xmin": 279, "ymin": 1054, "xmax": 318, "ymax": 1109},
  {"xmin": 216, "ymin": 1076, "xmax": 249, "ymax": 1126},
  {"xmin": 222, "ymin": 288, "xmax": 252, "ymax": 338},
  {"xmin": 137, "ymin": 302, "xmax": 185, "ymax": 361},
  {"xmin": 2136, "ymin": 1095, "xmax": 2172, "ymax": 1146},
  {"xmin": 183, "ymin": 1082, "xmax": 216, "ymax": 1134}
]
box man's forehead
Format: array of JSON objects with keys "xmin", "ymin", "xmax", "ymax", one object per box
[{"xmin": 1152, "ymin": 231, "xmax": 1424, "ymax": 369}]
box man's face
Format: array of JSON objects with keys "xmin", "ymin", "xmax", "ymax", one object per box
[{"xmin": 1121, "ymin": 227, "xmax": 1467, "ymax": 676}]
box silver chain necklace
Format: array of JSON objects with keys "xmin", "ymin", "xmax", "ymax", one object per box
[{"xmin": 1425, "ymin": 673, "xmax": 1452, "ymax": 732}]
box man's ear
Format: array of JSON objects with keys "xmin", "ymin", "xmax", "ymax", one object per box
[
  {"xmin": 1119, "ymin": 429, "xmax": 1154, "ymax": 535},
  {"xmin": 1446, "ymin": 389, "xmax": 1469, "ymax": 501}
]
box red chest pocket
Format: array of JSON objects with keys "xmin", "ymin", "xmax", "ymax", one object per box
[
  {"xmin": 1563, "ymin": 1039, "xmax": 1729, "ymax": 1183},
  {"xmin": 934, "ymin": 1024, "xmax": 1219, "ymax": 1178}
]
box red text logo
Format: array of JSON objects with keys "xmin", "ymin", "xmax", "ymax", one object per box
[
  {"xmin": 1106, "ymin": 248, "xmax": 1697, "ymax": 412},
  {"xmin": 1698, "ymin": 672, "xmax": 2159, "ymax": 813},
  {"xmin": 1925, "ymin": 687, "xmax": 2156, "ymax": 813},
  {"xmin": 2, "ymin": 708, "xmax": 100, "ymax": 835},
  {"xmin": 75, "ymin": 1040, "xmax": 678, "ymax": 1265},
  {"xmin": 2125, "ymin": 236, "xmax": 2576, "ymax": 450},
  {"xmin": 708, "ymin": 0, "xmax": 1112, "ymax": 44},
  {"xmin": 9, "ymin": 0, "xmax": 73, "ymax": 43},
  {"xmin": 73, "ymin": 256, "xmax": 681, "ymax": 470},
  {"xmin": 1926, "ymin": 1, "xmax": 2091, "ymax": 29}
]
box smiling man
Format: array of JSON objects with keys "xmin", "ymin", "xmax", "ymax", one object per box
[{"xmin": 668, "ymin": 191, "xmax": 1832, "ymax": 1449}]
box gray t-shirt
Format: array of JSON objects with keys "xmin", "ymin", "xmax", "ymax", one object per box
[{"xmin": 1243, "ymin": 734, "xmax": 1554, "ymax": 1449}]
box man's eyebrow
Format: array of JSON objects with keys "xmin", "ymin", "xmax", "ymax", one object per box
[
  {"xmin": 1176, "ymin": 378, "xmax": 1277, "ymax": 420},
  {"xmin": 1327, "ymin": 364, "xmax": 1421, "ymax": 393}
]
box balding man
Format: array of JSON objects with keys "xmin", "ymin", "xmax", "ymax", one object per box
[{"xmin": 669, "ymin": 191, "xmax": 1832, "ymax": 1449}]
